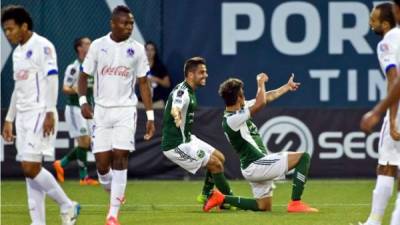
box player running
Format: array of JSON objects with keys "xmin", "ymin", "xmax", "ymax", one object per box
[
  {"xmin": 78, "ymin": 5, "xmax": 155, "ymax": 225},
  {"xmin": 161, "ymin": 57, "xmax": 234, "ymax": 207},
  {"xmin": 360, "ymin": 3, "xmax": 400, "ymax": 225},
  {"xmin": 204, "ymin": 73, "xmax": 318, "ymax": 213},
  {"xmin": 1, "ymin": 5, "xmax": 80, "ymax": 225},
  {"xmin": 53, "ymin": 37, "xmax": 98, "ymax": 186}
]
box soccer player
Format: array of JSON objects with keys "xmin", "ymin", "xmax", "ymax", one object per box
[
  {"xmin": 1, "ymin": 5, "xmax": 80, "ymax": 225},
  {"xmin": 360, "ymin": 3, "xmax": 400, "ymax": 225},
  {"xmin": 161, "ymin": 57, "xmax": 234, "ymax": 207},
  {"xmin": 78, "ymin": 6, "xmax": 155, "ymax": 225},
  {"xmin": 361, "ymin": 0, "xmax": 400, "ymax": 134},
  {"xmin": 53, "ymin": 37, "xmax": 99, "ymax": 186},
  {"xmin": 203, "ymin": 74, "xmax": 318, "ymax": 213}
]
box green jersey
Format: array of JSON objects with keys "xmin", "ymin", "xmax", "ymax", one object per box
[
  {"xmin": 63, "ymin": 59, "xmax": 94, "ymax": 106},
  {"xmin": 161, "ymin": 82, "xmax": 197, "ymax": 151},
  {"xmin": 222, "ymin": 101, "xmax": 267, "ymax": 169}
]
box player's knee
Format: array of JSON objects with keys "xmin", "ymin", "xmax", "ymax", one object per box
[
  {"xmin": 112, "ymin": 157, "xmax": 128, "ymax": 170},
  {"xmin": 21, "ymin": 164, "xmax": 41, "ymax": 179},
  {"xmin": 257, "ymin": 201, "xmax": 271, "ymax": 211},
  {"xmin": 206, "ymin": 156, "xmax": 223, "ymax": 173},
  {"xmin": 377, "ymin": 165, "xmax": 397, "ymax": 177},
  {"xmin": 78, "ymin": 136, "xmax": 91, "ymax": 148}
]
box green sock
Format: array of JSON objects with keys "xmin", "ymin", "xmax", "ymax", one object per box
[
  {"xmin": 212, "ymin": 172, "xmax": 232, "ymax": 195},
  {"xmin": 60, "ymin": 147, "xmax": 78, "ymax": 167},
  {"xmin": 224, "ymin": 196, "xmax": 261, "ymax": 211},
  {"xmin": 291, "ymin": 152, "xmax": 311, "ymax": 201},
  {"xmin": 202, "ymin": 171, "xmax": 215, "ymax": 197},
  {"xmin": 76, "ymin": 147, "xmax": 89, "ymax": 179}
]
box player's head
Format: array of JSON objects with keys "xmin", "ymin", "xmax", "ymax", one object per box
[
  {"xmin": 369, "ymin": 3, "xmax": 396, "ymax": 36},
  {"xmin": 74, "ymin": 37, "xmax": 91, "ymax": 60},
  {"xmin": 184, "ymin": 57, "xmax": 208, "ymax": 88},
  {"xmin": 219, "ymin": 78, "xmax": 245, "ymax": 107},
  {"xmin": 145, "ymin": 41, "xmax": 159, "ymax": 62},
  {"xmin": 111, "ymin": 5, "xmax": 134, "ymax": 41},
  {"xmin": 1, "ymin": 5, "xmax": 33, "ymax": 45},
  {"xmin": 393, "ymin": 0, "xmax": 400, "ymax": 24}
]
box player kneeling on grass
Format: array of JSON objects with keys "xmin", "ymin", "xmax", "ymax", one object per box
[{"xmin": 204, "ymin": 73, "xmax": 318, "ymax": 213}]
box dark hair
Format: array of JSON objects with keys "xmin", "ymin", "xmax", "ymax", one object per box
[
  {"xmin": 376, "ymin": 3, "xmax": 396, "ymax": 28},
  {"xmin": 394, "ymin": 0, "xmax": 400, "ymax": 7},
  {"xmin": 112, "ymin": 5, "xmax": 131, "ymax": 18},
  {"xmin": 145, "ymin": 41, "xmax": 161, "ymax": 64},
  {"xmin": 219, "ymin": 78, "xmax": 244, "ymax": 106},
  {"xmin": 1, "ymin": 5, "xmax": 33, "ymax": 30},
  {"xmin": 73, "ymin": 37, "xmax": 90, "ymax": 53},
  {"xmin": 183, "ymin": 57, "xmax": 206, "ymax": 77}
]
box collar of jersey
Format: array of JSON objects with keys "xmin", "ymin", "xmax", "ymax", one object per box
[
  {"xmin": 106, "ymin": 32, "xmax": 132, "ymax": 45},
  {"xmin": 19, "ymin": 32, "xmax": 37, "ymax": 49}
]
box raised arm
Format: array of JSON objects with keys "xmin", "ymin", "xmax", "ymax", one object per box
[
  {"xmin": 248, "ymin": 73, "xmax": 268, "ymax": 116},
  {"xmin": 265, "ymin": 74, "xmax": 300, "ymax": 103}
]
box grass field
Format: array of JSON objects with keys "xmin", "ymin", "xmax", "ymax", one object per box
[{"xmin": 1, "ymin": 179, "xmax": 397, "ymax": 225}]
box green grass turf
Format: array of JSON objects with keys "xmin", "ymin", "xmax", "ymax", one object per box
[{"xmin": 1, "ymin": 179, "xmax": 397, "ymax": 225}]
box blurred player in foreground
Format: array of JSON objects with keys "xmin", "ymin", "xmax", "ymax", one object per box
[{"xmin": 2, "ymin": 5, "xmax": 80, "ymax": 225}]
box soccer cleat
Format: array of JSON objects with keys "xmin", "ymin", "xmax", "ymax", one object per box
[
  {"xmin": 203, "ymin": 190, "xmax": 225, "ymax": 212},
  {"xmin": 105, "ymin": 216, "xmax": 120, "ymax": 225},
  {"xmin": 287, "ymin": 200, "xmax": 318, "ymax": 213},
  {"xmin": 53, "ymin": 160, "xmax": 65, "ymax": 183},
  {"xmin": 61, "ymin": 201, "xmax": 80, "ymax": 225},
  {"xmin": 196, "ymin": 194, "xmax": 207, "ymax": 204},
  {"xmin": 80, "ymin": 177, "xmax": 99, "ymax": 186}
]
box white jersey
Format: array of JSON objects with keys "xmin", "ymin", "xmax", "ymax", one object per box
[
  {"xmin": 12, "ymin": 32, "xmax": 58, "ymax": 112},
  {"xmin": 82, "ymin": 33, "xmax": 149, "ymax": 107},
  {"xmin": 377, "ymin": 27, "xmax": 400, "ymax": 117}
]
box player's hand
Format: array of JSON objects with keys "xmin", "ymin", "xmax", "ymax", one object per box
[
  {"xmin": 360, "ymin": 110, "xmax": 381, "ymax": 133},
  {"xmin": 81, "ymin": 103, "xmax": 93, "ymax": 119},
  {"xmin": 286, "ymin": 74, "xmax": 300, "ymax": 91},
  {"xmin": 43, "ymin": 112, "xmax": 55, "ymax": 137},
  {"xmin": 389, "ymin": 120, "xmax": 400, "ymax": 141},
  {"xmin": 2, "ymin": 121, "xmax": 14, "ymax": 142},
  {"xmin": 174, "ymin": 115, "xmax": 182, "ymax": 128},
  {"xmin": 144, "ymin": 120, "xmax": 155, "ymax": 140},
  {"xmin": 256, "ymin": 73, "xmax": 269, "ymax": 84}
]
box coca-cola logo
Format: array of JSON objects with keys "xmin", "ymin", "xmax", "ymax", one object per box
[
  {"xmin": 15, "ymin": 70, "xmax": 29, "ymax": 80},
  {"xmin": 101, "ymin": 66, "xmax": 130, "ymax": 77}
]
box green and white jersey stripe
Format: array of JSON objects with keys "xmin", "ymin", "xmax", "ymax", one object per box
[
  {"xmin": 161, "ymin": 82, "xmax": 197, "ymax": 151},
  {"xmin": 222, "ymin": 103, "xmax": 267, "ymax": 169}
]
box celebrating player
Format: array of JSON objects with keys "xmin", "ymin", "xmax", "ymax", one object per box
[
  {"xmin": 161, "ymin": 57, "xmax": 234, "ymax": 208},
  {"xmin": 53, "ymin": 37, "xmax": 99, "ymax": 186},
  {"xmin": 1, "ymin": 5, "xmax": 80, "ymax": 225},
  {"xmin": 78, "ymin": 5, "xmax": 155, "ymax": 225},
  {"xmin": 203, "ymin": 74, "xmax": 318, "ymax": 213},
  {"xmin": 360, "ymin": 3, "xmax": 400, "ymax": 225}
]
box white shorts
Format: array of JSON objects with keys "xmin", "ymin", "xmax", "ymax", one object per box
[
  {"xmin": 378, "ymin": 116, "xmax": 400, "ymax": 166},
  {"xmin": 15, "ymin": 108, "xmax": 58, "ymax": 162},
  {"xmin": 92, "ymin": 106, "xmax": 137, "ymax": 153},
  {"xmin": 65, "ymin": 105, "xmax": 93, "ymax": 138},
  {"xmin": 241, "ymin": 152, "xmax": 288, "ymax": 199},
  {"xmin": 163, "ymin": 135, "xmax": 215, "ymax": 174}
]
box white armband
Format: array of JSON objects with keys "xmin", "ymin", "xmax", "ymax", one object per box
[
  {"xmin": 146, "ymin": 110, "xmax": 155, "ymax": 121},
  {"xmin": 79, "ymin": 96, "xmax": 88, "ymax": 106}
]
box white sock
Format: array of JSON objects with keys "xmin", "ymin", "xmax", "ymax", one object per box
[
  {"xmin": 98, "ymin": 169, "xmax": 113, "ymax": 192},
  {"xmin": 390, "ymin": 192, "xmax": 400, "ymax": 225},
  {"xmin": 33, "ymin": 168, "xmax": 73, "ymax": 213},
  {"xmin": 107, "ymin": 169, "xmax": 127, "ymax": 219},
  {"xmin": 26, "ymin": 178, "xmax": 46, "ymax": 225},
  {"xmin": 367, "ymin": 175, "xmax": 394, "ymax": 225}
]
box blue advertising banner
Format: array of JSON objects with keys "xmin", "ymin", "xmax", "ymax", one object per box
[{"xmin": 1, "ymin": 0, "xmax": 390, "ymax": 108}]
